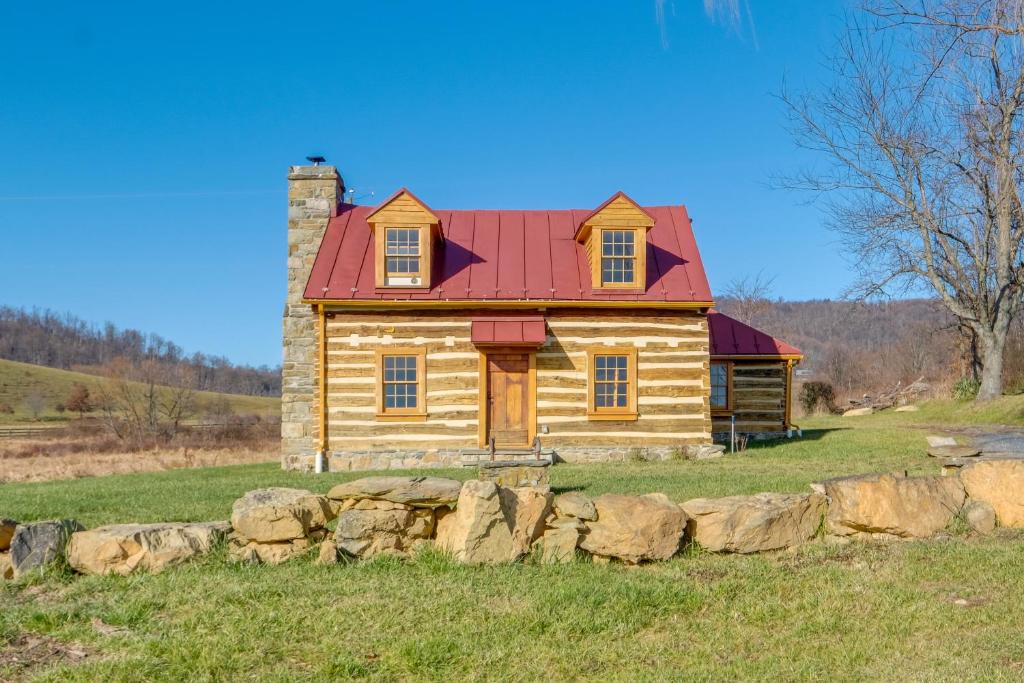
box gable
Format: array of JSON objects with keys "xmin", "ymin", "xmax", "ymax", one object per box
[
  {"xmin": 365, "ymin": 189, "xmax": 440, "ymax": 227},
  {"xmin": 574, "ymin": 193, "xmax": 655, "ymax": 243}
]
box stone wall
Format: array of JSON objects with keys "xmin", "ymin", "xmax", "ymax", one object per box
[
  {"xmin": 282, "ymin": 166, "xmax": 344, "ymax": 471},
  {"xmin": 6, "ymin": 460, "xmax": 1023, "ymax": 579}
]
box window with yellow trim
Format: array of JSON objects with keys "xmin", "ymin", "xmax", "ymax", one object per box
[
  {"xmin": 384, "ymin": 228, "xmax": 422, "ymax": 285},
  {"xmin": 376, "ymin": 349, "xmax": 426, "ymax": 419},
  {"xmin": 710, "ymin": 361, "xmax": 731, "ymax": 411},
  {"xmin": 601, "ymin": 229, "xmax": 637, "ymax": 286},
  {"xmin": 587, "ymin": 347, "xmax": 638, "ymax": 419}
]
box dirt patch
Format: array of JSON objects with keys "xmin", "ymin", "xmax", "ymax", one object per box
[
  {"xmin": 684, "ymin": 566, "xmax": 728, "ymax": 583},
  {"xmin": 5, "ymin": 584, "xmax": 70, "ymax": 609},
  {"xmin": 943, "ymin": 591, "xmax": 990, "ymax": 608},
  {"xmin": 0, "ymin": 634, "xmax": 92, "ymax": 680}
]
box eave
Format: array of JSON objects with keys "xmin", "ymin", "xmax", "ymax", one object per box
[
  {"xmin": 303, "ymin": 298, "xmax": 715, "ymax": 311},
  {"xmin": 711, "ymin": 354, "xmax": 803, "ymax": 362}
]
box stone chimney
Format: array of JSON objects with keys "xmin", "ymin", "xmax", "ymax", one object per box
[{"xmin": 282, "ymin": 164, "xmax": 344, "ymax": 470}]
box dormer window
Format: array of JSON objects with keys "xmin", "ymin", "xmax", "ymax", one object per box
[
  {"xmin": 601, "ymin": 229, "xmax": 637, "ymax": 286},
  {"xmin": 366, "ymin": 189, "xmax": 441, "ymax": 289},
  {"xmin": 575, "ymin": 192, "xmax": 654, "ymax": 292},
  {"xmin": 384, "ymin": 227, "xmax": 422, "ymax": 285}
]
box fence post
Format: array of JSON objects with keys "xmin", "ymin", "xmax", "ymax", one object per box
[{"xmin": 730, "ymin": 414, "xmax": 736, "ymax": 454}]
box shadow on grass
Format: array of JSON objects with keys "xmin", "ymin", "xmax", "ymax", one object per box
[
  {"xmin": 741, "ymin": 428, "xmax": 847, "ymax": 451},
  {"xmin": 550, "ymin": 484, "xmax": 588, "ymax": 495}
]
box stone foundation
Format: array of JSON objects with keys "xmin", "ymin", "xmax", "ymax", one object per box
[
  {"xmin": 319, "ymin": 445, "xmax": 694, "ymax": 473},
  {"xmin": 713, "ymin": 431, "xmax": 793, "ymax": 443}
]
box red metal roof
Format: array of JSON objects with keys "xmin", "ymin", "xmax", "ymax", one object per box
[
  {"xmin": 304, "ymin": 197, "xmax": 713, "ymax": 303},
  {"xmin": 470, "ymin": 316, "xmax": 546, "ymax": 346},
  {"xmin": 708, "ymin": 310, "xmax": 802, "ymax": 357}
]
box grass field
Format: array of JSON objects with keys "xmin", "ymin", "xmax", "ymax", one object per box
[
  {"xmin": 0, "ymin": 358, "xmax": 279, "ymax": 423},
  {"xmin": 2, "ymin": 414, "xmax": 1023, "ymax": 680},
  {"xmin": 836, "ymin": 393, "xmax": 1024, "ymax": 428}
]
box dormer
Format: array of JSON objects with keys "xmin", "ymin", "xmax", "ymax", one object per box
[
  {"xmin": 366, "ymin": 188, "xmax": 443, "ymax": 289},
  {"xmin": 575, "ymin": 192, "xmax": 655, "ymax": 291}
]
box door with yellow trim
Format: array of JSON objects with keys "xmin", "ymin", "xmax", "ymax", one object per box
[{"xmin": 486, "ymin": 353, "xmax": 530, "ymax": 447}]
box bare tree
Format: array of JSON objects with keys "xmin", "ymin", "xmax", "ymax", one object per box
[
  {"xmin": 780, "ymin": 0, "xmax": 1024, "ymax": 400},
  {"xmin": 721, "ymin": 271, "xmax": 777, "ymax": 325},
  {"xmin": 95, "ymin": 358, "xmax": 197, "ymax": 445}
]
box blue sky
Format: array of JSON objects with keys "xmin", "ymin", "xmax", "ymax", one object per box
[{"xmin": 0, "ymin": 1, "xmax": 848, "ymax": 367}]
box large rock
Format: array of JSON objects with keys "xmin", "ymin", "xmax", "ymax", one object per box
[
  {"xmin": 436, "ymin": 480, "xmax": 514, "ymax": 563},
  {"xmin": 539, "ymin": 520, "xmax": 583, "ymax": 564},
  {"xmin": 580, "ymin": 493, "xmax": 687, "ymax": 564},
  {"xmin": 227, "ymin": 530, "xmax": 327, "ymax": 565},
  {"xmin": 963, "ymin": 500, "xmax": 996, "ymax": 535},
  {"xmin": 927, "ymin": 435, "xmax": 958, "ymax": 448},
  {"xmin": 0, "ymin": 552, "xmax": 12, "ymax": 580},
  {"xmin": 11, "ymin": 520, "xmax": 85, "ymax": 577},
  {"xmin": 67, "ymin": 522, "xmax": 228, "ymax": 576},
  {"xmin": 499, "ymin": 486, "xmax": 553, "ymax": 559},
  {"xmin": 0, "ymin": 519, "xmax": 17, "ymax": 552},
  {"xmin": 959, "ymin": 460, "xmax": 1024, "ymax": 527},
  {"xmin": 230, "ymin": 488, "xmax": 333, "ymax": 543},
  {"xmin": 479, "ymin": 463, "xmax": 551, "ymax": 489},
  {"xmin": 334, "ymin": 499, "xmax": 434, "ymax": 559},
  {"xmin": 553, "ymin": 492, "xmax": 597, "ymax": 521},
  {"xmin": 682, "ymin": 493, "xmax": 826, "ymax": 553},
  {"xmin": 317, "ymin": 539, "xmax": 338, "ymax": 565},
  {"xmin": 928, "ymin": 445, "xmax": 981, "ymax": 459},
  {"xmin": 823, "ymin": 473, "xmax": 965, "ymax": 538},
  {"xmin": 326, "ymin": 476, "xmax": 462, "ymax": 508}
]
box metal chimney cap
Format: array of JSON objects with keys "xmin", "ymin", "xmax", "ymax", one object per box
[{"xmin": 306, "ymin": 155, "xmax": 326, "ymax": 166}]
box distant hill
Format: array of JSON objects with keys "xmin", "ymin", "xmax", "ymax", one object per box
[
  {"xmin": 714, "ymin": 298, "xmax": 1024, "ymax": 396},
  {"xmin": 0, "ymin": 358, "xmax": 279, "ymax": 423},
  {"xmin": 0, "ymin": 306, "xmax": 280, "ymax": 397}
]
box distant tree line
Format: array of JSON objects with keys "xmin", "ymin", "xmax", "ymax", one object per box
[
  {"xmin": 716, "ymin": 297, "xmax": 1024, "ymax": 402},
  {"xmin": 0, "ymin": 307, "xmax": 281, "ymax": 397}
]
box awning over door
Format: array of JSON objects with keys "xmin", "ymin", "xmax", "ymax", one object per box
[{"xmin": 471, "ymin": 316, "xmax": 546, "ymax": 347}]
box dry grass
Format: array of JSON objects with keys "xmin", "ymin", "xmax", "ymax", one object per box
[{"xmin": 0, "ymin": 433, "xmax": 278, "ymax": 484}]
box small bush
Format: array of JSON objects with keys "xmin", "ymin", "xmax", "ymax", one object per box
[
  {"xmin": 0, "ymin": 403, "xmax": 13, "ymax": 415},
  {"xmin": 66, "ymin": 383, "xmax": 93, "ymax": 416},
  {"xmin": 952, "ymin": 377, "xmax": 980, "ymax": 401},
  {"xmin": 799, "ymin": 382, "xmax": 838, "ymax": 414}
]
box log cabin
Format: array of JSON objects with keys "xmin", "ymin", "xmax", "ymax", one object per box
[{"xmin": 283, "ymin": 165, "xmax": 802, "ymax": 472}]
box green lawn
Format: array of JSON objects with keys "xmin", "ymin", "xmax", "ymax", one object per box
[
  {"xmin": 831, "ymin": 393, "xmax": 1024, "ymax": 428},
  {"xmin": 2, "ymin": 416, "xmax": 1024, "ymax": 681}
]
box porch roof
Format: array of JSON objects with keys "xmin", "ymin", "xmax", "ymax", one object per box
[{"xmin": 471, "ymin": 316, "xmax": 547, "ymax": 347}]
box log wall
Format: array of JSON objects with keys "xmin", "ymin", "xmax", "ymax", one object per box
[
  {"xmin": 711, "ymin": 361, "xmax": 789, "ymax": 434},
  {"xmin": 321, "ymin": 308, "xmax": 712, "ymax": 457}
]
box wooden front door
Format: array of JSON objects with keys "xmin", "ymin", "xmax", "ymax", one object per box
[{"xmin": 486, "ymin": 353, "xmax": 531, "ymax": 447}]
